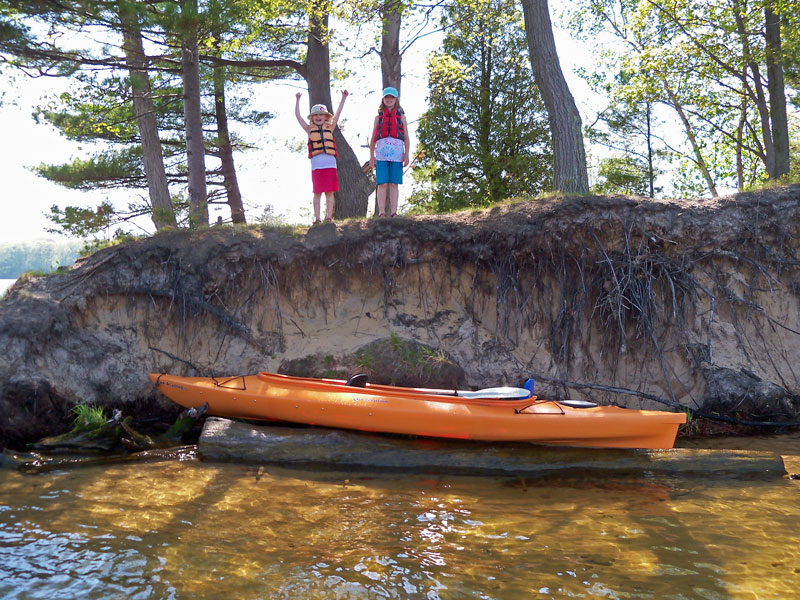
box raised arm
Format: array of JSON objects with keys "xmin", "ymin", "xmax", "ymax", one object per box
[
  {"xmin": 295, "ymin": 92, "xmax": 310, "ymax": 133},
  {"xmin": 330, "ymin": 89, "xmax": 349, "ymax": 129}
]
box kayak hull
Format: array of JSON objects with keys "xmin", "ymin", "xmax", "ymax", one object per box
[{"xmin": 149, "ymin": 372, "xmax": 686, "ymax": 449}]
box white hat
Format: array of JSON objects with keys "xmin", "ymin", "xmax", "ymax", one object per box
[{"xmin": 308, "ymin": 104, "xmax": 333, "ymax": 118}]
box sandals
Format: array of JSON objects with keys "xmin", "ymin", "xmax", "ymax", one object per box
[
  {"xmin": 324, "ymin": 217, "xmax": 332, "ymax": 223},
  {"xmin": 390, "ymin": 213, "xmax": 397, "ymax": 218},
  {"xmin": 312, "ymin": 219, "xmax": 322, "ymax": 225}
]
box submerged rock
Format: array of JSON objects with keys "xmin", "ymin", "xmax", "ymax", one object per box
[{"xmin": 198, "ymin": 417, "xmax": 788, "ymax": 479}]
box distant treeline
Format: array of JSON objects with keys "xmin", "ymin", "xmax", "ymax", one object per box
[{"xmin": 0, "ymin": 240, "xmax": 83, "ymax": 278}]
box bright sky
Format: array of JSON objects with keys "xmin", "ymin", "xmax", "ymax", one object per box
[{"xmin": 0, "ymin": 15, "xmax": 596, "ymax": 244}]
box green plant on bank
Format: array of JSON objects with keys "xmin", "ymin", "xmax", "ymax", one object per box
[
  {"xmin": 17, "ymin": 270, "xmax": 53, "ymax": 279},
  {"xmin": 259, "ymin": 222, "xmax": 305, "ymax": 237},
  {"xmin": 420, "ymin": 346, "xmax": 449, "ymax": 367},
  {"xmin": 746, "ymin": 170, "xmax": 800, "ymax": 191},
  {"xmin": 678, "ymin": 408, "xmax": 700, "ymax": 436},
  {"xmin": 70, "ymin": 403, "xmax": 107, "ymax": 432},
  {"xmin": 404, "ymin": 191, "xmax": 586, "ymax": 217},
  {"xmin": 389, "ymin": 333, "xmax": 450, "ymax": 375},
  {"xmin": 355, "ymin": 349, "xmax": 373, "ymax": 370},
  {"xmin": 5, "ymin": 266, "xmax": 74, "ymax": 289},
  {"xmin": 388, "ymin": 332, "xmax": 405, "ymax": 352},
  {"xmin": 79, "ymin": 233, "xmax": 143, "ymax": 258}
]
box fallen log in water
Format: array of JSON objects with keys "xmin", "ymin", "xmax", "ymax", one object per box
[
  {"xmin": 199, "ymin": 417, "xmax": 787, "ymax": 478},
  {"xmin": 27, "ymin": 404, "xmax": 208, "ymax": 455},
  {"xmin": 2, "ymin": 445, "xmax": 198, "ymax": 473}
]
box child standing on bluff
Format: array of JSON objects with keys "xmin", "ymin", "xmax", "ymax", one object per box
[
  {"xmin": 295, "ymin": 90, "xmax": 348, "ymax": 224},
  {"xmin": 369, "ymin": 87, "xmax": 410, "ymax": 217}
]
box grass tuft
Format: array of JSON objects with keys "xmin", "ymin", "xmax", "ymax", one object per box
[{"xmin": 70, "ymin": 403, "xmax": 107, "ymax": 431}]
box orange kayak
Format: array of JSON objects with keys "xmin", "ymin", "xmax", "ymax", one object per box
[{"xmin": 149, "ymin": 372, "xmax": 686, "ymax": 449}]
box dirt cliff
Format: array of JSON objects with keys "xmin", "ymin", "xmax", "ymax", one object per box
[{"xmin": 2, "ymin": 187, "xmax": 799, "ymax": 447}]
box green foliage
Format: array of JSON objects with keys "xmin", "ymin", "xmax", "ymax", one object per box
[
  {"xmin": 593, "ymin": 155, "xmax": 653, "ymax": 196},
  {"xmin": 387, "ymin": 332, "xmax": 448, "ymax": 373},
  {"xmin": 3, "ymin": 0, "xmax": 297, "ymax": 232},
  {"xmin": 584, "ymin": 71, "xmax": 667, "ymax": 197},
  {"xmin": 786, "ymin": 9, "xmax": 800, "ymax": 103},
  {"xmin": 412, "ymin": 0, "xmax": 551, "ymax": 212},
  {"xmin": 46, "ymin": 192, "xmax": 191, "ymax": 239},
  {"xmin": 70, "ymin": 404, "xmax": 107, "ymax": 432},
  {"xmin": 46, "ymin": 201, "xmax": 117, "ymax": 238},
  {"xmin": 33, "ymin": 77, "xmax": 142, "ymax": 143},
  {"xmin": 388, "ymin": 331, "xmax": 405, "ymax": 352},
  {"xmin": 572, "ymin": 0, "xmax": 798, "ymax": 196},
  {"xmin": 78, "ymin": 232, "xmax": 143, "ymax": 258},
  {"xmin": 355, "ymin": 348, "xmax": 373, "ymax": 369},
  {"xmin": 0, "ymin": 240, "xmax": 82, "ymax": 278},
  {"xmin": 35, "ymin": 149, "xmax": 145, "ymax": 191}
]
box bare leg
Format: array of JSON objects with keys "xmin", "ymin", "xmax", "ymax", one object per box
[
  {"xmin": 376, "ymin": 184, "xmax": 388, "ymax": 216},
  {"xmin": 313, "ymin": 193, "xmax": 322, "ymax": 222},
  {"xmin": 389, "ymin": 183, "xmax": 399, "ymax": 216},
  {"xmin": 325, "ymin": 192, "xmax": 335, "ymax": 220}
]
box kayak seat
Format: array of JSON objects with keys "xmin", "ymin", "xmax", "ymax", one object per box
[
  {"xmin": 559, "ymin": 400, "xmax": 598, "ymax": 408},
  {"xmin": 345, "ymin": 373, "xmax": 369, "ymax": 387}
]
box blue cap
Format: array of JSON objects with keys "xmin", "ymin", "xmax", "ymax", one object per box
[{"xmin": 382, "ymin": 87, "xmax": 399, "ymax": 97}]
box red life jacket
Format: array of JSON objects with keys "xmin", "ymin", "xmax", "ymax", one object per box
[{"xmin": 373, "ymin": 108, "xmax": 405, "ymax": 142}]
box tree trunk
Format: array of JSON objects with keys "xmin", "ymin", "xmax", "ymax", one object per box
[
  {"xmin": 736, "ymin": 78, "xmax": 747, "ymax": 191},
  {"xmin": 213, "ymin": 61, "xmax": 246, "ymax": 224},
  {"xmin": 118, "ymin": 6, "xmax": 176, "ymax": 230},
  {"xmin": 181, "ymin": 0, "xmax": 208, "ymax": 227},
  {"xmin": 764, "ymin": 5, "xmax": 790, "ymax": 179},
  {"xmin": 665, "ymin": 85, "xmax": 719, "ymax": 197},
  {"xmin": 380, "ymin": 0, "xmax": 402, "ymax": 91},
  {"xmin": 646, "ymin": 102, "xmax": 654, "ymax": 198},
  {"xmin": 306, "ymin": 3, "xmax": 371, "ymax": 219},
  {"xmin": 732, "ymin": 0, "xmax": 775, "ymax": 176},
  {"xmin": 521, "ymin": 0, "xmax": 588, "ymax": 194}
]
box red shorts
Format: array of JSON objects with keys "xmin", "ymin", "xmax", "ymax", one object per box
[{"xmin": 312, "ymin": 168, "xmax": 339, "ymax": 194}]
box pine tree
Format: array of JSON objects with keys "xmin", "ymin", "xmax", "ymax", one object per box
[{"xmin": 414, "ymin": 0, "xmax": 551, "ymax": 211}]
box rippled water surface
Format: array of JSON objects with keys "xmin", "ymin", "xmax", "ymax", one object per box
[{"xmin": 1, "ymin": 434, "xmax": 798, "ymax": 599}]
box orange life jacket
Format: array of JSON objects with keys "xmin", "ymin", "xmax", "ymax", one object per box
[{"xmin": 308, "ymin": 124, "xmax": 337, "ymax": 158}]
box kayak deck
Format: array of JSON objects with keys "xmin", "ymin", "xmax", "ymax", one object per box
[{"xmin": 149, "ymin": 372, "xmax": 686, "ymax": 449}]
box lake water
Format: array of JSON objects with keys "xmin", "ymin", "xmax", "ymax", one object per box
[
  {"xmin": 1, "ymin": 433, "xmax": 798, "ymax": 599},
  {"xmin": 0, "ymin": 279, "xmax": 16, "ymax": 296}
]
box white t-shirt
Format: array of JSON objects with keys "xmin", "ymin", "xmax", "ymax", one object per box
[
  {"xmin": 310, "ymin": 153, "xmax": 337, "ymax": 170},
  {"xmin": 375, "ymin": 137, "xmax": 405, "ymax": 162}
]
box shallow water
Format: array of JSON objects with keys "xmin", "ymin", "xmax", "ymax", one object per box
[{"xmin": 1, "ymin": 433, "xmax": 798, "ymax": 599}]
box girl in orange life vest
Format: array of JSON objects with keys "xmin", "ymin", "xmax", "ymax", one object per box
[
  {"xmin": 295, "ymin": 90, "xmax": 349, "ymax": 224},
  {"xmin": 369, "ymin": 87, "xmax": 410, "ymax": 217}
]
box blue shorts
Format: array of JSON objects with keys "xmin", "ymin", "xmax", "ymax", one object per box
[{"xmin": 376, "ymin": 160, "xmax": 403, "ymax": 185}]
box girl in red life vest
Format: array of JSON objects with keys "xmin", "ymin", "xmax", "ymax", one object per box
[
  {"xmin": 369, "ymin": 87, "xmax": 410, "ymax": 217},
  {"xmin": 295, "ymin": 90, "xmax": 349, "ymax": 224}
]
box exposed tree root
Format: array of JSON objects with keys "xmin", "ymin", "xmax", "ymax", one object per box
[{"xmin": 530, "ymin": 372, "xmax": 800, "ymax": 428}]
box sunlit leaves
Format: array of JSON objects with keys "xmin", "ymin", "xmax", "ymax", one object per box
[{"xmin": 573, "ymin": 0, "xmax": 799, "ymax": 193}]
